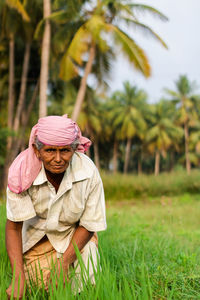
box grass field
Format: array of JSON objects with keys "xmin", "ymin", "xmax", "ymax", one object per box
[
  {"xmin": 1, "ymin": 195, "xmax": 200, "ymax": 299},
  {"xmin": 102, "ymin": 169, "xmax": 200, "ymax": 200}
]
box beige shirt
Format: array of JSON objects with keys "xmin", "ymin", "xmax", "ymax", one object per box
[{"xmin": 7, "ymin": 152, "xmax": 107, "ymax": 254}]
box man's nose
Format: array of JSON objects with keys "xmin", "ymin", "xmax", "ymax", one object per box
[{"xmin": 54, "ymin": 150, "xmax": 61, "ymax": 162}]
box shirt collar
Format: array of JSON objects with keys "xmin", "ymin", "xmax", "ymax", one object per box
[{"xmin": 32, "ymin": 164, "xmax": 48, "ymax": 186}]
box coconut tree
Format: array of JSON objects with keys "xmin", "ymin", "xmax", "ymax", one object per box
[
  {"xmin": 106, "ymin": 93, "xmax": 124, "ymax": 173},
  {"xmin": 110, "ymin": 81, "xmax": 148, "ymax": 173},
  {"xmin": 187, "ymin": 97, "xmax": 200, "ymax": 167},
  {"xmin": 189, "ymin": 128, "xmax": 200, "ymax": 167},
  {"xmin": 146, "ymin": 100, "xmax": 183, "ymax": 175},
  {"xmin": 165, "ymin": 75, "xmax": 199, "ymax": 174},
  {"xmin": 50, "ymin": 0, "xmax": 168, "ymax": 121}
]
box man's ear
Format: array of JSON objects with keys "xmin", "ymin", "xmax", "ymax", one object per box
[{"xmin": 32, "ymin": 144, "xmax": 40, "ymax": 159}]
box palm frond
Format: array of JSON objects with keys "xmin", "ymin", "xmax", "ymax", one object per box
[
  {"xmin": 67, "ymin": 26, "xmax": 90, "ymax": 65},
  {"xmin": 146, "ymin": 126, "xmax": 159, "ymax": 142},
  {"xmin": 130, "ymin": 4, "xmax": 168, "ymax": 22},
  {"xmin": 122, "ymin": 18, "xmax": 168, "ymax": 49},
  {"xmin": 59, "ymin": 54, "xmax": 79, "ymax": 81},
  {"xmin": 6, "ymin": 0, "xmax": 30, "ymax": 21},
  {"xmin": 48, "ymin": 10, "xmax": 79, "ymax": 24},
  {"xmin": 164, "ymin": 88, "xmax": 180, "ymax": 98},
  {"xmin": 110, "ymin": 25, "xmax": 151, "ymax": 77},
  {"xmin": 93, "ymin": 47, "xmax": 114, "ymax": 85},
  {"xmin": 34, "ymin": 18, "xmax": 44, "ymax": 39},
  {"xmin": 85, "ymin": 15, "xmax": 110, "ymax": 52}
]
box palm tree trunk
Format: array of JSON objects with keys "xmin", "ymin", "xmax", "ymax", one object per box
[
  {"xmin": 123, "ymin": 138, "xmax": 132, "ymax": 174},
  {"xmin": 154, "ymin": 150, "xmax": 160, "ymax": 176},
  {"xmin": 7, "ymin": 34, "xmax": 15, "ymax": 151},
  {"xmin": 39, "ymin": 0, "xmax": 51, "ymax": 118},
  {"xmin": 13, "ymin": 41, "xmax": 31, "ymax": 131},
  {"xmin": 113, "ymin": 139, "xmax": 118, "ymax": 173},
  {"xmin": 184, "ymin": 122, "xmax": 191, "ymax": 174},
  {"xmin": 71, "ymin": 44, "xmax": 95, "ymax": 121}
]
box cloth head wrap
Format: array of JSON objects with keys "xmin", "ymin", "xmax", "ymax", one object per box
[{"xmin": 8, "ymin": 115, "xmax": 92, "ymax": 194}]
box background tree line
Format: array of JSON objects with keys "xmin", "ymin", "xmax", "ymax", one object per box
[{"xmin": 0, "ymin": 0, "xmax": 199, "ymax": 191}]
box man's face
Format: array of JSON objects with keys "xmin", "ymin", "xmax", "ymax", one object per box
[{"xmin": 34, "ymin": 145, "xmax": 75, "ymax": 174}]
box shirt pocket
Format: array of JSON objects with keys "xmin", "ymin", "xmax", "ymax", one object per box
[
  {"xmin": 29, "ymin": 186, "xmax": 49, "ymax": 218},
  {"xmin": 60, "ymin": 196, "xmax": 85, "ymax": 225}
]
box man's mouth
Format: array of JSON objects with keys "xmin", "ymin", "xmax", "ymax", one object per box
[{"xmin": 52, "ymin": 165, "xmax": 65, "ymax": 168}]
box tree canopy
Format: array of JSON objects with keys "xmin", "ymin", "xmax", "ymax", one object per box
[{"xmin": 1, "ymin": 1, "xmax": 200, "ymax": 191}]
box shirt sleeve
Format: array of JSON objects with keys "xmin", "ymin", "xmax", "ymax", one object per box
[
  {"xmin": 79, "ymin": 168, "xmax": 107, "ymax": 232},
  {"xmin": 7, "ymin": 187, "xmax": 36, "ymax": 222}
]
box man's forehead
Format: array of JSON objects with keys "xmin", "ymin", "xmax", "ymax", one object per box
[{"xmin": 42, "ymin": 145, "xmax": 72, "ymax": 150}]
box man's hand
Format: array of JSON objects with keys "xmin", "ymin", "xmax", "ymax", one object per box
[
  {"xmin": 46, "ymin": 258, "xmax": 69, "ymax": 291},
  {"xmin": 56, "ymin": 257, "xmax": 69, "ymax": 281},
  {"xmin": 47, "ymin": 226, "xmax": 93, "ymax": 291},
  {"xmin": 6, "ymin": 274, "xmax": 25, "ymax": 300}
]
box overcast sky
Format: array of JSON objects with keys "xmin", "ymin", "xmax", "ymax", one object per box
[{"xmin": 108, "ymin": 0, "xmax": 200, "ymax": 103}]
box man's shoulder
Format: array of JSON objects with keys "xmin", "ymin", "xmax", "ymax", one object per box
[
  {"xmin": 72, "ymin": 152, "xmax": 98, "ymax": 179},
  {"xmin": 73, "ymin": 152, "xmax": 96, "ymax": 169}
]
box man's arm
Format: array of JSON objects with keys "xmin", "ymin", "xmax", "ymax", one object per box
[
  {"xmin": 63, "ymin": 226, "xmax": 93, "ymax": 265},
  {"xmin": 5, "ymin": 219, "xmax": 25, "ymax": 299},
  {"xmin": 56, "ymin": 226, "xmax": 94, "ymax": 276}
]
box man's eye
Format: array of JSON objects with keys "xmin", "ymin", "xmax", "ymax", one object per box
[
  {"xmin": 61, "ymin": 149, "xmax": 70, "ymax": 152},
  {"xmin": 46, "ymin": 149, "xmax": 55, "ymax": 152}
]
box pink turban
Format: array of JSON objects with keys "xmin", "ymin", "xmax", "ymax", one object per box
[{"xmin": 8, "ymin": 115, "xmax": 91, "ymax": 194}]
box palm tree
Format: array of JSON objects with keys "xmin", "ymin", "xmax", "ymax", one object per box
[
  {"xmin": 187, "ymin": 99, "xmax": 200, "ymax": 167},
  {"xmin": 106, "ymin": 93, "xmax": 124, "ymax": 173},
  {"xmin": 146, "ymin": 100, "xmax": 183, "ymax": 175},
  {"xmin": 165, "ymin": 75, "xmax": 199, "ymax": 174},
  {"xmin": 110, "ymin": 81, "xmax": 148, "ymax": 173},
  {"xmin": 51, "ymin": 0, "xmax": 168, "ymax": 121},
  {"xmin": 189, "ymin": 127, "xmax": 200, "ymax": 167}
]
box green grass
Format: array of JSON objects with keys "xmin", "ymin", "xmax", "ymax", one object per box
[
  {"xmin": 103, "ymin": 199, "xmax": 200, "ymax": 299},
  {"xmin": 101, "ymin": 169, "xmax": 200, "ymax": 200},
  {"xmin": 1, "ymin": 196, "xmax": 200, "ymax": 299}
]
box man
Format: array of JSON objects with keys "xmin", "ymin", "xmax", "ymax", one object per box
[{"xmin": 6, "ymin": 115, "xmax": 107, "ymax": 299}]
